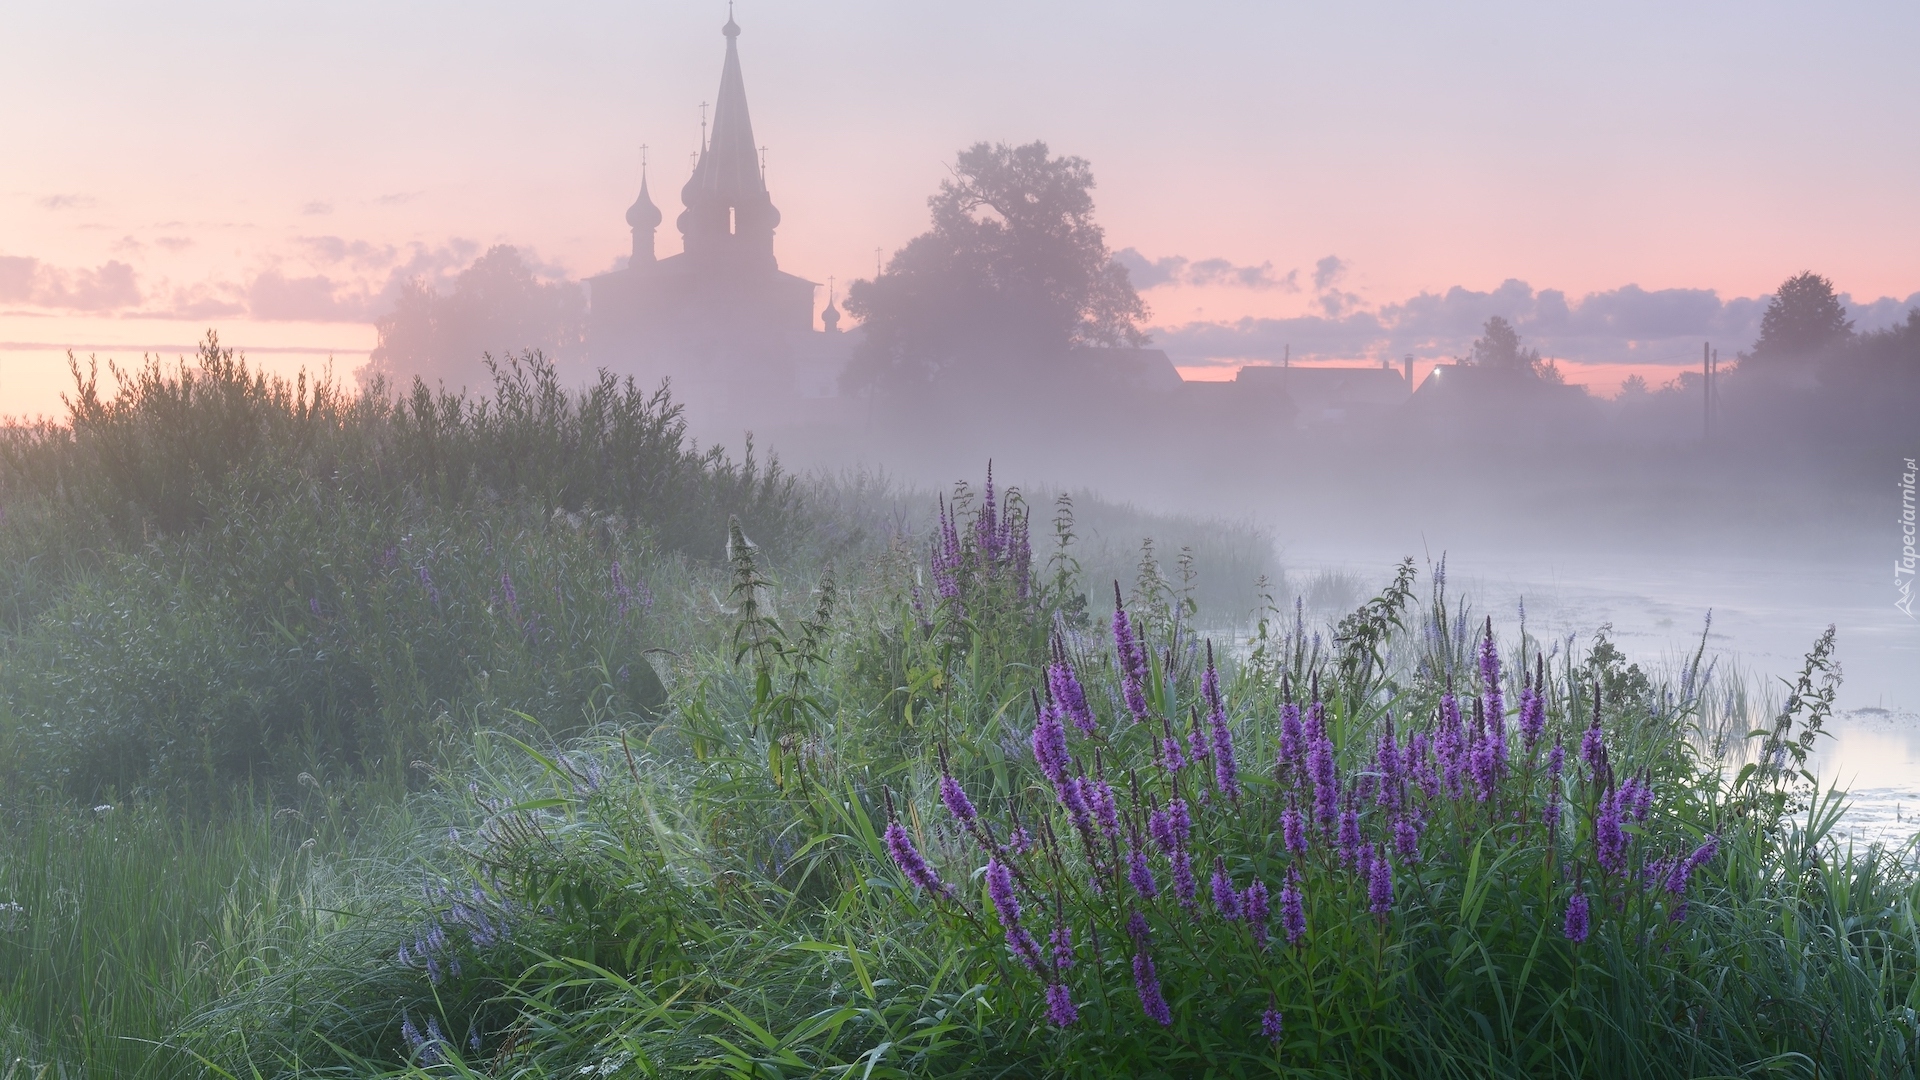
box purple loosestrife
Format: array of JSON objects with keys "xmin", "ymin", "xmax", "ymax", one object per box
[
  {"xmin": 1087, "ymin": 777, "xmax": 1120, "ymax": 839},
  {"xmin": 1211, "ymin": 857, "xmax": 1241, "ymax": 920},
  {"xmin": 1113, "ymin": 583, "xmax": 1150, "ymax": 722},
  {"xmin": 1479, "ymin": 617, "xmax": 1504, "ymax": 729},
  {"xmin": 1201, "ymin": 642, "xmax": 1241, "ymax": 798},
  {"xmin": 1376, "ymin": 719, "xmax": 1404, "ymax": 811},
  {"xmin": 1127, "ymin": 838, "xmax": 1159, "ymax": 899},
  {"xmin": 1262, "ymin": 1007, "xmax": 1284, "ymax": 1045},
  {"xmin": 1438, "ymin": 691, "xmax": 1467, "ymax": 798},
  {"xmin": 1368, "ymin": 845, "xmax": 1394, "ymax": 918},
  {"xmin": 1469, "ymin": 723, "xmax": 1497, "ymax": 803},
  {"xmin": 1133, "ymin": 951, "xmax": 1173, "ymax": 1026},
  {"xmin": 1564, "ymin": 891, "xmax": 1591, "ymax": 943},
  {"xmin": 1209, "ymin": 702, "xmax": 1240, "ymax": 799},
  {"xmin": 1519, "ymin": 682, "xmax": 1546, "ymax": 753},
  {"xmin": 976, "ymin": 465, "xmax": 1000, "ymax": 564},
  {"xmin": 1160, "ymin": 712, "xmax": 1188, "ymax": 772},
  {"xmin": 1282, "ymin": 803, "xmax": 1309, "ymax": 859},
  {"xmin": 1046, "ymin": 983, "xmax": 1078, "ymax": 1027},
  {"xmin": 937, "ymin": 768, "xmax": 977, "ymax": 829},
  {"xmin": 1665, "ymin": 835, "xmax": 1720, "ymax": 895},
  {"xmin": 1127, "ymin": 910, "xmax": 1151, "ymax": 944},
  {"xmin": 1392, "ymin": 815, "xmax": 1422, "ymax": 862},
  {"xmin": 1308, "ymin": 727, "xmax": 1339, "ymax": 827},
  {"xmin": 1171, "ymin": 849, "xmax": 1197, "ymax": 909},
  {"xmin": 1279, "ymin": 699, "xmax": 1305, "ymax": 769},
  {"xmin": 1337, "ymin": 802, "xmax": 1363, "ymax": 867},
  {"xmin": 1280, "ymin": 870, "xmax": 1307, "ymax": 946},
  {"xmin": 1244, "ymin": 878, "xmax": 1271, "ymax": 948},
  {"xmin": 1582, "ymin": 694, "xmax": 1608, "ymax": 778},
  {"xmin": 1051, "ymin": 924, "xmax": 1074, "ymax": 970},
  {"xmin": 1410, "ymin": 732, "xmax": 1440, "ymax": 800},
  {"xmin": 1186, "ymin": 708, "xmax": 1210, "ymax": 777},
  {"xmin": 986, "ymin": 859, "xmax": 1046, "ymax": 972},
  {"xmin": 883, "ymin": 790, "xmax": 949, "ymax": 898},
  {"xmin": 1048, "ymin": 639, "xmax": 1097, "ymax": 736},
  {"xmin": 1031, "ymin": 694, "xmax": 1070, "ymax": 787},
  {"xmin": 1594, "ymin": 789, "xmax": 1628, "ymax": 875}
]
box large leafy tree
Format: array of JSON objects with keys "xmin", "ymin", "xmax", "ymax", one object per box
[
  {"xmin": 1749, "ymin": 271, "xmax": 1852, "ymax": 367},
  {"xmin": 360, "ymin": 246, "xmax": 584, "ymax": 390},
  {"xmin": 844, "ymin": 141, "xmax": 1148, "ymax": 390}
]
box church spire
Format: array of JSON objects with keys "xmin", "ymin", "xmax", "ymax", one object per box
[
  {"xmin": 677, "ymin": 9, "xmax": 780, "ymax": 264},
  {"xmin": 626, "ymin": 149, "xmax": 662, "ymax": 264}
]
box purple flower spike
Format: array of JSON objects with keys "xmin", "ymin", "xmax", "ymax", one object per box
[
  {"xmin": 1392, "ymin": 815, "xmax": 1422, "ymax": 863},
  {"xmin": 1244, "ymin": 878, "xmax": 1271, "ymax": 949},
  {"xmin": 1594, "ymin": 789, "xmax": 1628, "ymax": 875},
  {"xmin": 1049, "ymin": 645, "xmax": 1097, "ymax": 737},
  {"xmin": 1113, "ymin": 583, "xmax": 1150, "ymax": 722},
  {"xmin": 1051, "ymin": 924, "xmax": 1075, "ymax": 970},
  {"xmin": 1087, "ymin": 778, "xmax": 1120, "ymax": 839},
  {"xmin": 1211, "ymin": 857, "xmax": 1241, "ymax": 920},
  {"xmin": 1279, "ymin": 701, "xmax": 1304, "ymax": 768},
  {"xmin": 1127, "ymin": 844, "xmax": 1158, "ymax": 899},
  {"xmin": 1519, "ymin": 684, "xmax": 1546, "ymax": 752},
  {"xmin": 986, "ymin": 858, "xmax": 1021, "ymax": 924},
  {"xmin": 1261, "ymin": 1007, "xmax": 1284, "ymax": 1045},
  {"xmin": 1282, "ymin": 804, "xmax": 1309, "ymax": 859},
  {"xmin": 1031, "ymin": 697, "xmax": 1070, "ymax": 787},
  {"xmin": 1337, "ymin": 805, "xmax": 1362, "ymax": 866},
  {"xmin": 1582, "ymin": 704, "xmax": 1608, "ymax": 778},
  {"xmin": 1134, "ymin": 952, "xmax": 1173, "ymax": 1026},
  {"xmin": 1564, "ymin": 890, "xmax": 1591, "ymax": 943},
  {"xmin": 1280, "ymin": 871, "xmax": 1307, "ymax": 946},
  {"xmin": 1046, "ymin": 982, "xmax": 1078, "ymax": 1027},
  {"xmin": 1171, "ymin": 849, "xmax": 1197, "ymax": 909},
  {"xmin": 938, "ymin": 772, "xmax": 976, "ymax": 827},
  {"xmin": 1205, "ymin": 646, "xmax": 1240, "ymax": 799},
  {"xmin": 1368, "ymin": 845, "xmax": 1394, "ymax": 918},
  {"xmin": 1479, "ymin": 617, "xmax": 1504, "ymax": 730},
  {"xmin": 885, "ymin": 818, "xmax": 948, "ymax": 898}
]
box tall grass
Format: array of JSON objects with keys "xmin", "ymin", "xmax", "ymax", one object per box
[{"xmin": 0, "ymin": 799, "xmax": 340, "ymax": 1078}]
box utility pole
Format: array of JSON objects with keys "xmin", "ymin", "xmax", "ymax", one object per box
[{"xmin": 1703, "ymin": 341, "xmax": 1711, "ymax": 445}]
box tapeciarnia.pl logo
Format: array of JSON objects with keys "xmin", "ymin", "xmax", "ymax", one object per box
[{"xmin": 1899, "ymin": 457, "xmax": 1916, "ymax": 618}]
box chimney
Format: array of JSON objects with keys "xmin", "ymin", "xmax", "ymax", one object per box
[{"xmin": 1403, "ymin": 354, "xmax": 1414, "ymax": 394}]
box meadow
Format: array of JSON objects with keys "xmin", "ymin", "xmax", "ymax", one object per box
[{"xmin": 1, "ymin": 340, "xmax": 1915, "ymax": 1078}]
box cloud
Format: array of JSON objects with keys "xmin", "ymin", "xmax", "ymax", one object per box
[
  {"xmin": 1113, "ymin": 248, "xmax": 1300, "ymax": 291},
  {"xmin": 1312, "ymin": 255, "xmax": 1346, "ymax": 292},
  {"xmin": 301, "ymin": 201, "xmax": 334, "ymax": 216},
  {"xmin": 37, "ymin": 194, "xmax": 96, "ymax": 211},
  {"xmin": 246, "ymin": 270, "xmax": 374, "ymax": 322},
  {"xmin": 1153, "ymin": 280, "xmax": 1920, "ymax": 368},
  {"xmin": 153, "ymin": 236, "xmax": 194, "ymax": 253},
  {"xmin": 373, "ymin": 191, "xmax": 423, "ymax": 206},
  {"xmin": 0, "ymin": 255, "xmax": 141, "ymax": 310}
]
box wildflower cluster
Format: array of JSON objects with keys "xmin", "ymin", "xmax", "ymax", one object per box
[
  {"xmin": 929, "ymin": 465, "xmax": 1033, "ymax": 608},
  {"xmin": 885, "ymin": 594, "xmax": 1724, "ymax": 1054}
]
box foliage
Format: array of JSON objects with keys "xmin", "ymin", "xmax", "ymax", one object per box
[
  {"xmin": 361, "ymin": 245, "xmax": 586, "ymax": 390},
  {"xmin": 844, "ymin": 141, "xmax": 1148, "ymax": 393}
]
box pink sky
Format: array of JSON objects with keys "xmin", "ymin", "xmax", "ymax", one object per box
[{"xmin": 3, "ymin": 1, "xmax": 1915, "ymax": 418}]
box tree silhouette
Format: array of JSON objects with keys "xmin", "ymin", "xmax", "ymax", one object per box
[
  {"xmin": 1467, "ymin": 316, "xmax": 1559, "ymax": 381},
  {"xmin": 359, "ymin": 246, "xmax": 584, "ymax": 391},
  {"xmin": 1750, "ymin": 271, "xmax": 1852, "ymax": 367},
  {"xmin": 844, "ymin": 141, "xmax": 1147, "ymax": 392}
]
